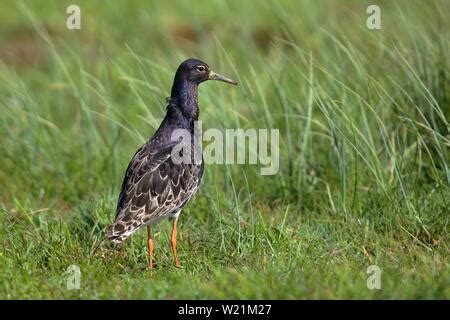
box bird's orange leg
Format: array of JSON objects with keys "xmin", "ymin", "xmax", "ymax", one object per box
[
  {"xmin": 147, "ymin": 225, "xmax": 154, "ymax": 276},
  {"xmin": 170, "ymin": 218, "xmax": 180, "ymax": 267}
]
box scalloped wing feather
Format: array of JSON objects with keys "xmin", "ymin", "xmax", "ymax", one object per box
[{"xmin": 107, "ymin": 143, "xmax": 203, "ymax": 243}]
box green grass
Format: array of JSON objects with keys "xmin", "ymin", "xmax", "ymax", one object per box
[{"xmin": 0, "ymin": 0, "xmax": 448, "ymax": 299}]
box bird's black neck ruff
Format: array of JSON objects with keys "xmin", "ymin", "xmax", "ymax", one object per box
[
  {"xmin": 168, "ymin": 64, "xmax": 202, "ymax": 127},
  {"xmin": 168, "ymin": 73, "xmax": 199, "ymax": 123},
  {"xmin": 150, "ymin": 65, "xmax": 201, "ymax": 145}
]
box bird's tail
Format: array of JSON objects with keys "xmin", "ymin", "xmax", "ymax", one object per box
[{"xmin": 106, "ymin": 220, "xmax": 143, "ymax": 244}]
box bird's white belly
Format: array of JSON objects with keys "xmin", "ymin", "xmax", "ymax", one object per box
[{"xmin": 143, "ymin": 209, "xmax": 181, "ymax": 226}]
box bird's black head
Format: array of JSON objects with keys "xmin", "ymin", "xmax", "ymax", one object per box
[
  {"xmin": 173, "ymin": 58, "xmax": 238, "ymax": 87},
  {"xmin": 168, "ymin": 59, "xmax": 237, "ymax": 120}
]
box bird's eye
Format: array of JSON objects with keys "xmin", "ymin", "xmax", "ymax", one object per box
[{"xmin": 196, "ymin": 65, "xmax": 206, "ymax": 72}]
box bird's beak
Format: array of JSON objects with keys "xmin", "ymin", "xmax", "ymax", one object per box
[{"xmin": 208, "ymin": 70, "xmax": 238, "ymax": 85}]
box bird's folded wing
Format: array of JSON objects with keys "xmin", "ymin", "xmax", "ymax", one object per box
[{"xmin": 113, "ymin": 143, "xmax": 201, "ymax": 227}]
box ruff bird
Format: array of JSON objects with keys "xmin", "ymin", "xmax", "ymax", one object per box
[{"xmin": 107, "ymin": 59, "xmax": 237, "ymax": 273}]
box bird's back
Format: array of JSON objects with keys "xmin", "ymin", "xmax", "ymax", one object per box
[{"xmin": 107, "ymin": 138, "xmax": 204, "ymax": 243}]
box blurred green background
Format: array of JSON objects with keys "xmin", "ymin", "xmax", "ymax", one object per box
[{"xmin": 0, "ymin": 0, "xmax": 448, "ymax": 299}]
